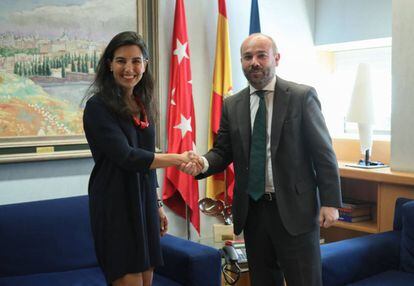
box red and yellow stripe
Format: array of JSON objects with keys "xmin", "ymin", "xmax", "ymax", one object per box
[{"xmin": 206, "ymin": 0, "xmax": 234, "ymax": 200}]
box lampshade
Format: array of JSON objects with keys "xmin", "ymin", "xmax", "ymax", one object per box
[
  {"xmin": 345, "ymin": 63, "xmax": 387, "ymax": 168},
  {"xmin": 346, "ymin": 63, "xmax": 375, "ymax": 125},
  {"xmin": 347, "ymin": 63, "xmax": 375, "ymax": 155}
]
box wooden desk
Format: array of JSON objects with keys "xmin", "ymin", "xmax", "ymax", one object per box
[
  {"xmin": 322, "ymin": 161, "xmax": 414, "ymax": 242},
  {"xmin": 222, "ymin": 271, "xmax": 250, "ymax": 286}
]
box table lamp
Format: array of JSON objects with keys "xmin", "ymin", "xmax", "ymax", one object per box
[{"xmin": 346, "ymin": 63, "xmax": 387, "ymax": 169}]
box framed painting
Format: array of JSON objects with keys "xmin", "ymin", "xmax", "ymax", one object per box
[{"xmin": 0, "ymin": 0, "xmax": 158, "ymax": 163}]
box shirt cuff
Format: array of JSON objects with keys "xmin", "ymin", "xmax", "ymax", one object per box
[{"xmin": 201, "ymin": 156, "xmax": 209, "ymax": 173}]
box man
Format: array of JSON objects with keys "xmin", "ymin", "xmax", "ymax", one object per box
[{"xmin": 182, "ymin": 33, "xmax": 342, "ymax": 286}]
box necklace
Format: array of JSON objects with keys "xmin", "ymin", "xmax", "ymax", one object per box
[{"xmin": 132, "ymin": 96, "xmax": 149, "ymax": 129}]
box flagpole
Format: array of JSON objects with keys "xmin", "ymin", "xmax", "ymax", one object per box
[
  {"xmin": 185, "ymin": 205, "xmax": 191, "ymax": 240},
  {"xmin": 224, "ymin": 172, "xmax": 228, "ymax": 206}
]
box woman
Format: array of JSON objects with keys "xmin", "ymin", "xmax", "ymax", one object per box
[{"xmin": 83, "ymin": 31, "xmax": 194, "ymax": 286}]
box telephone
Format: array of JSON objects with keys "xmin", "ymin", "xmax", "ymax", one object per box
[
  {"xmin": 222, "ymin": 245, "xmax": 248, "ymax": 264},
  {"xmin": 220, "ymin": 244, "xmax": 248, "ymax": 285}
]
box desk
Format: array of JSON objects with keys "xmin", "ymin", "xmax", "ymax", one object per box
[
  {"xmin": 321, "ymin": 161, "xmax": 414, "ymax": 242},
  {"xmin": 222, "ymin": 271, "xmax": 250, "ymax": 286}
]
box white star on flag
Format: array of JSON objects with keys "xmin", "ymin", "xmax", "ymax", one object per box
[
  {"xmin": 173, "ymin": 39, "xmax": 189, "ymax": 64},
  {"xmin": 173, "ymin": 114, "xmax": 192, "ymax": 138}
]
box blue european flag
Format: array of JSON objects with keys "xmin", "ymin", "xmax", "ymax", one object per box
[{"xmin": 249, "ymin": 0, "xmax": 261, "ymax": 34}]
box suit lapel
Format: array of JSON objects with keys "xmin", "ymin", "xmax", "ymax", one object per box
[
  {"xmin": 271, "ymin": 76, "xmax": 291, "ymax": 155},
  {"xmin": 236, "ymin": 88, "xmax": 251, "ymax": 162},
  {"xmin": 118, "ymin": 117, "xmax": 138, "ymax": 148}
]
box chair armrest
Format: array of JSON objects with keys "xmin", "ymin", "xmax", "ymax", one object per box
[
  {"xmin": 155, "ymin": 234, "xmax": 222, "ymax": 286},
  {"xmin": 321, "ymin": 231, "xmax": 401, "ymax": 286}
]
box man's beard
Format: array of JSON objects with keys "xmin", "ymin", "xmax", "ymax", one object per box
[{"xmin": 243, "ymin": 67, "xmax": 274, "ymax": 88}]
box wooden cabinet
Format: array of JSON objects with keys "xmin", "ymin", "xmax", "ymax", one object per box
[{"xmin": 321, "ymin": 161, "xmax": 414, "ymax": 242}]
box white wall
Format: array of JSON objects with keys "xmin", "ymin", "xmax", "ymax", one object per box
[
  {"xmin": 0, "ymin": 158, "xmax": 92, "ymax": 204},
  {"xmin": 315, "ymin": 0, "xmax": 391, "ymax": 45},
  {"xmin": 391, "ymin": 0, "xmax": 414, "ymax": 172}
]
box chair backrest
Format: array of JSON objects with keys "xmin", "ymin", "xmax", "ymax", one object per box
[
  {"xmin": 400, "ymin": 200, "xmax": 414, "ymax": 273},
  {"xmin": 0, "ymin": 196, "xmax": 98, "ymax": 277},
  {"xmin": 393, "ymin": 197, "xmax": 413, "ymax": 231}
]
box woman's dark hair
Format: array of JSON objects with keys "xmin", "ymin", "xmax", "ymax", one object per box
[{"xmin": 84, "ymin": 31, "xmax": 156, "ymax": 121}]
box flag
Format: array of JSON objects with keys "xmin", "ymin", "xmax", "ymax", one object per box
[
  {"xmin": 206, "ymin": 0, "xmax": 235, "ymax": 203},
  {"xmin": 163, "ymin": 0, "xmax": 200, "ymax": 233},
  {"xmin": 249, "ymin": 0, "xmax": 261, "ymax": 34}
]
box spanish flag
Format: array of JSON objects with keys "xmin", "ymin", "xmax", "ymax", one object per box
[{"xmin": 206, "ymin": 0, "xmax": 234, "ymax": 202}]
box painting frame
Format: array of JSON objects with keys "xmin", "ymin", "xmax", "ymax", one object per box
[{"xmin": 0, "ymin": 0, "xmax": 159, "ymax": 163}]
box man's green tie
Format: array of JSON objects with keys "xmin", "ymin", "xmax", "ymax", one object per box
[{"xmin": 247, "ymin": 90, "xmax": 266, "ymax": 201}]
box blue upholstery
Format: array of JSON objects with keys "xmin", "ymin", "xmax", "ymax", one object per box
[
  {"xmin": 321, "ymin": 198, "xmax": 414, "ymax": 286},
  {"xmin": 348, "ymin": 270, "xmax": 414, "ymax": 286},
  {"xmin": 0, "ymin": 196, "xmax": 96, "ymax": 277},
  {"xmin": 0, "ymin": 268, "xmax": 105, "ymax": 286},
  {"xmin": 153, "ymin": 274, "xmax": 182, "ymax": 286},
  {"xmin": 393, "ymin": 197, "xmax": 412, "ymax": 231},
  {"xmin": 0, "ymin": 196, "xmax": 221, "ymax": 286},
  {"xmin": 156, "ymin": 234, "xmax": 222, "ymax": 285},
  {"xmin": 400, "ymin": 201, "xmax": 414, "ymax": 273}
]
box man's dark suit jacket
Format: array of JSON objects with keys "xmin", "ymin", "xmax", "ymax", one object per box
[{"xmin": 197, "ymin": 76, "xmax": 342, "ymax": 236}]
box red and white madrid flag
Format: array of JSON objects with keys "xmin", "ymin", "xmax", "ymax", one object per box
[{"xmin": 163, "ymin": 0, "xmax": 200, "ymax": 233}]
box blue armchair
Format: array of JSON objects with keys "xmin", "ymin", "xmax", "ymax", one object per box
[
  {"xmin": 321, "ymin": 198, "xmax": 414, "ymax": 286},
  {"xmin": 0, "ymin": 196, "xmax": 221, "ymax": 286}
]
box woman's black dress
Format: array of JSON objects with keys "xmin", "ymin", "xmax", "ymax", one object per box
[{"xmin": 83, "ymin": 95, "xmax": 163, "ymax": 283}]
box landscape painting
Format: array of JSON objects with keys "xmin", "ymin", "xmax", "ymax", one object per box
[{"xmin": 0, "ymin": 0, "xmax": 137, "ymax": 140}]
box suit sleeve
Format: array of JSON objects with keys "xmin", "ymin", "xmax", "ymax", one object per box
[
  {"xmin": 196, "ymin": 99, "xmax": 233, "ymax": 179},
  {"xmin": 302, "ymin": 88, "xmax": 342, "ymax": 207},
  {"xmin": 83, "ymin": 98, "xmax": 154, "ymax": 172}
]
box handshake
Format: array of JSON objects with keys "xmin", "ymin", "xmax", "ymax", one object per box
[{"xmin": 177, "ymin": 151, "xmax": 205, "ymax": 176}]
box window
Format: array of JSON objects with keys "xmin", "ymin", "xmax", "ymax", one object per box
[{"xmin": 316, "ymin": 43, "xmax": 391, "ymax": 138}]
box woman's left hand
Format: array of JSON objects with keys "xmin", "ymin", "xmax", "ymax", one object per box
[{"xmin": 159, "ymin": 207, "xmax": 168, "ymax": 236}]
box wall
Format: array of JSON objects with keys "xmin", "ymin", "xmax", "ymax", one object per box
[
  {"xmin": 391, "ymin": 0, "xmax": 414, "ymax": 172},
  {"xmin": 0, "ymin": 158, "xmax": 92, "ymax": 204},
  {"xmin": 315, "ymin": 0, "xmax": 391, "ymax": 45}
]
